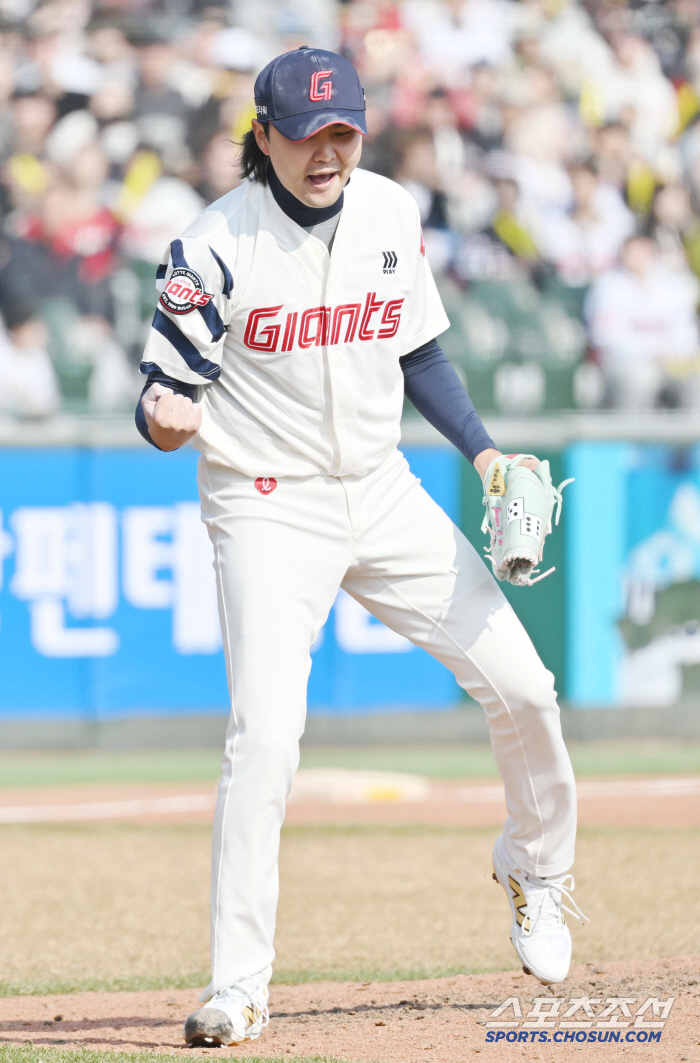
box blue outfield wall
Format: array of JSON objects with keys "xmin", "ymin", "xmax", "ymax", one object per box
[
  {"xmin": 0, "ymin": 446, "xmax": 461, "ymax": 720},
  {"xmin": 565, "ymin": 442, "xmax": 630, "ymax": 706},
  {"xmin": 565, "ymin": 441, "xmax": 700, "ymax": 709},
  {"xmin": 3, "ymin": 439, "xmax": 697, "ymax": 721}
]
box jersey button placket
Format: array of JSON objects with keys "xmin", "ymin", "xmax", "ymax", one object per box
[
  {"xmin": 324, "ymin": 231, "xmax": 355, "ymax": 476},
  {"xmin": 313, "ymin": 244, "xmax": 343, "ymax": 473},
  {"xmin": 330, "ymin": 341, "xmax": 347, "ymax": 470},
  {"xmin": 323, "ymin": 264, "xmax": 347, "ymax": 475}
]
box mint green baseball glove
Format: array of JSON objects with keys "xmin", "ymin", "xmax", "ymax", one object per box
[{"xmin": 481, "ymin": 454, "xmax": 573, "ymax": 587}]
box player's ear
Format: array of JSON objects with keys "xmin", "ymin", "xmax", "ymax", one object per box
[{"xmin": 252, "ymin": 120, "xmax": 271, "ymax": 156}]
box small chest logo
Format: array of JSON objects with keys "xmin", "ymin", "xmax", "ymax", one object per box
[
  {"xmin": 160, "ymin": 267, "xmax": 213, "ymax": 315},
  {"xmin": 310, "ymin": 70, "xmax": 333, "ymax": 101},
  {"xmin": 382, "ymin": 251, "xmax": 397, "ymax": 274},
  {"xmin": 255, "ymin": 476, "xmax": 277, "ymax": 495}
]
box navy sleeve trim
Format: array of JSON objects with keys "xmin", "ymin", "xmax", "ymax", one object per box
[
  {"xmin": 140, "ymin": 360, "xmax": 162, "ymax": 375},
  {"xmin": 169, "ymin": 238, "xmax": 187, "ymax": 270},
  {"xmin": 140, "ymin": 362, "xmax": 202, "ymax": 391},
  {"xmin": 210, "ymin": 246, "xmax": 233, "ymax": 297},
  {"xmin": 156, "ymin": 263, "xmax": 167, "ymax": 280},
  {"xmin": 167, "ymin": 240, "xmax": 227, "ymax": 340},
  {"xmin": 169, "ymin": 238, "xmax": 226, "ymax": 341},
  {"xmin": 198, "ymin": 299, "xmax": 225, "ymax": 342},
  {"xmin": 400, "ymin": 339, "xmax": 496, "ymax": 465},
  {"xmin": 151, "ymin": 308, "xmax": 221, "ymax": 380},
  {"xmin": 143, "ymin": 367, "xmax": 197, "ymax": 398}
]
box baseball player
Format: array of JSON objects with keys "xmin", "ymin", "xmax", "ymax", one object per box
[{"xmin": 136, "ymin": 47, "xmax": 586, "ymax": 1048}]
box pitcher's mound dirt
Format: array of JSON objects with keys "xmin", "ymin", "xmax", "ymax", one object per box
[{"xmin": 1, "ymin": 956, "xmax": 698, "ymax": 1062}]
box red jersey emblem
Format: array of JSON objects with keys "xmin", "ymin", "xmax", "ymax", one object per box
[
  {"xmin": 310, "ymin": 70, "xmax": 333, "ymax": 101},
  {"xmin": 255, "ymin": 477, "xmax": 277, "ymax": 495},
  {"xmin": 160, "ymin": 267, "xmax": 213, "ymax": 315},
  {"xmin": 419, "ymin": 228, "xmax": 425, "ymax": 256}
]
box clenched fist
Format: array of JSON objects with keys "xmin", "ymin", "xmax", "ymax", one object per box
[{"xmin": 141, "ymin": 383, "xmax": 202, "ymax": 451}]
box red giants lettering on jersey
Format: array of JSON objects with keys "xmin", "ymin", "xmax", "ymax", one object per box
[
  {"xmin": 161, "ymin": 267, "xmax": 214, "ymax": 314},
  {"xmin": 358, "ymin": 292, "xmax": 383, "ymax": 340},
  {"xmin": 243, "ymin": 305, "xmax": 284, "ymax": 351},
  {"xmin": 243, "ymin": 294, "xmax": 405, "ymax": 353},
  {"xmin": 309, "ymin": 70, "xmax": 333, "ymax": 101},
  {"xmin": 299, "ymin": 306, "xmax": 330, "ymax": 348}
]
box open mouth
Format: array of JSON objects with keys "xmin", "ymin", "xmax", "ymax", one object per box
[{"xmin": 306, "ymin": 171, "xmax": 338, "ymax": 189}]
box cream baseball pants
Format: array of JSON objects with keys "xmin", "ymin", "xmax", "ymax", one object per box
[{"xmin": 198, "ymin": 447, "xmax": 577, "ymax": 998}]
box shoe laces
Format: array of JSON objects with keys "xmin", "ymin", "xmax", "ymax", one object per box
[
  {"xmin": 211, "ymin": 978, "xmax": 269, "ymax": 1028},
  {"xmin": 520, "ymin": 873, "xmax": 588, "ymax": 936}
]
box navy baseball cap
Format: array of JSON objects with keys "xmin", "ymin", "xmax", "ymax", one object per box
[{"xmin": 254, "ymin": 46, "xmax": 367, "ymax": 142}]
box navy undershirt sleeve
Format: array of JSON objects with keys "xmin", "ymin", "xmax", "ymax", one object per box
[
  {"xmin": 135, "ymin": 368, "xmax": 197, "ymax": 450},
  {"xmin": 400, "ymin": 340, "xmax": 496, "ymax": 465}
]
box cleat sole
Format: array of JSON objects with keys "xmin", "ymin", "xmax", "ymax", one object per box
[
  {"xmin": 184, "ymin": 1007, "xmax": 240, "ymax": 1048},
  {"xmin": 521, "ymin": 963, "xmax": 556, "ymax": 986}
]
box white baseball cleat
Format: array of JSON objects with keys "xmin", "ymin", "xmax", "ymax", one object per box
[
  {"xmin": 492, "ymin": 834, "xmax": 587, "ymax": 985},
  {"xmin": 183, "ymin": 977, "xmax": 269, "ymax": 1047}
]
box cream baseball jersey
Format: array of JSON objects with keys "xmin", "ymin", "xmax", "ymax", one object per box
[{"xmin": 141, "ymin": 167, "xmax": 450, "ymax": 478}]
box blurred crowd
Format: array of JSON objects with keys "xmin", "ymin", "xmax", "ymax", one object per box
[{"xmin": 1, "ymin": 0, "xmax": 700, "ymax": 418}]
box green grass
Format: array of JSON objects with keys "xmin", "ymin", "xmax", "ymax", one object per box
[
  {"xmin": 0, "ymin": 962, "xmax": 509, "ymax": 999},
  {"xmin": 303, "ymin": 739, "xmax": 700, "ymax": 778},
  {"xmin": 0, "ymin": 974, "xmax": 210, "ymax": 998},
  {"xmin": 1, "ymin": 738, "xmax": 699, "ymax": 790},
  {"xmin": 300, "ymin": 744, "xmax": 499, "ymax": 778},
  {"xmin": 271, "ymin": 962, "xmax": 508, "ymax": 983},
  {"xmin": 0, "ymin": 751, "xmax": 223, "ymax": 789},
  {"xmin": 0, "ymin": 1049, "xmax": 348, "ymax": 1063},
  {"xmin": 567, "ymin": 738, "xmax": 700, "ymax": 777}
]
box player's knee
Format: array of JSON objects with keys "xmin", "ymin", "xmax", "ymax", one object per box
[
  {"xmin": 224, "ymin": 726, "xmax": 301, "ymax": 771},
  {"xmin": 497, "ymin": 663, "xmax": 558, "ymax": 717},
  {"xmin": 523, "ymin": 663, "xmax": 557, "ymax": 708}
]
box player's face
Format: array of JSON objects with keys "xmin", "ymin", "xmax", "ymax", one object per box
[{"xmin": 254, "ymin": 121, "xmax": 362, "ymax": 207}]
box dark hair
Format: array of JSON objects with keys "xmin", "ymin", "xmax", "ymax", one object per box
[{"xmin": 240, "ymin": 123, "xmax": 270, "ymax": 185}]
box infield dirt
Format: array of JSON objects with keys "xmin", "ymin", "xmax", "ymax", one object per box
[
  {"xmin": 0, "ymin": 956, "xmax": 698, "ymax": 1062},
  {"xmin": 2, "ymin": 758, "xmax": 699, "ymax": 1061}
]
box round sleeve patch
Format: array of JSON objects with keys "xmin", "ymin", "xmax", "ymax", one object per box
[{"xmin": 160, "ymin": 267, "xmax": 214, "ymax": 314}]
